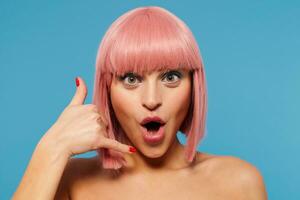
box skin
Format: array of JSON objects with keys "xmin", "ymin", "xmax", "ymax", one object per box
[
  {"xmin": 109, "ymin": 68, "xmax": 193, "ymax": 173},
  {"xmin": 55, "ymin": 69, "xmax": 268, "ymax": 199}
]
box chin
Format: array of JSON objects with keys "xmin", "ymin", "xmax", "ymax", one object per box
[
  {"xmin": 144, "ymin": 151, "xmax": 164, "ymax": 158},
  {"xmin": 139, "ymin": 143, "xmax": 168, "ymax": 158}
]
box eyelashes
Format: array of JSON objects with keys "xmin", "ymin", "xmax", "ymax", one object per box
[{"xmin": 117, "ymin": 70, "xmax": 183, "ymax": 86}]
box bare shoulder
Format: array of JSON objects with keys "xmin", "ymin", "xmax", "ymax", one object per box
[
  {"xmin": 54, "ymin": 156, "xmax": 100, "ymax": 200},
  {"xmin": 195, "ymin": 153, "xmax": 268, "ymax": 199}
]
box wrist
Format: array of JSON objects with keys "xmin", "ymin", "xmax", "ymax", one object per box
[{"xmin": 37, "ymin": 130, "xmax": 70, "ymax": 164}]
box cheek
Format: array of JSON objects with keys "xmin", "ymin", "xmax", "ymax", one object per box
[
  {"xmin": 110, "ymin": 86, "xmax": 136, "ymax": 125},
  {"xmin": 165, "ymin": 83, "xmax": 191, "ymax": 117}
]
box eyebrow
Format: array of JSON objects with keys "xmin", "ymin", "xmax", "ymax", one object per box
[
  {"xmin": 115, "ymin": 67, "xmax": 189, "ymax": 78},
  {"xmin": 129, "ymin": 69, "xmax": 182, "ymax": 77}
]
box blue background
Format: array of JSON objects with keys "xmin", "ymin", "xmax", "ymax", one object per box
[{"xmin": 1, "ymin": 0, "xmax": 299, "ymax": 199}]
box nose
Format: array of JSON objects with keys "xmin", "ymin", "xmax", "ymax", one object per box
[{"xmin": 141, "ymin": 80, "xmax": 162, "ymax": 111}]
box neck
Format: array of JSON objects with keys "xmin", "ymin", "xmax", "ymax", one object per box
[{"xmin": 121, "ymin": 136, "xmax": 194, "ymax": 175}]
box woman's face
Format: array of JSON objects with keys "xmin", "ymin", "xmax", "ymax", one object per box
[{"xmin": 110, "ymin": 69, "xmax": 192, "ymax": 158}]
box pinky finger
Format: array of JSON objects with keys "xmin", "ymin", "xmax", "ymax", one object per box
[{"xmin": 99, "ymin": 137, "xmax": 136, "ymax": 154}]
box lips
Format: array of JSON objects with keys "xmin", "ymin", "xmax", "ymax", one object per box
[
  {"xmin": 140, "ymin": 116, "xmax": 166, "ymax": 126},
  {"xmin": 140, "ymin": 116, "xmax": 166, "ymax": 145},
  {"xmin": 140, "ymin": 125, "xmax": 165, "ymax": 145}
]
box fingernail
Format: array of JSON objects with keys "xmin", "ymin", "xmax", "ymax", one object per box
[
  {"xmin": 129, "ymin": 146, "xmax": 136, "ymax": 153},
  {"xmin": 75, "ymin": 77, "xmax": 80, "ymax": 87}
]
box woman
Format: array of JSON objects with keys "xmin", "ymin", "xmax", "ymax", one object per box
[{"xmin": 13, "ymin": 6, "xmax": 267, "ymax": 199}]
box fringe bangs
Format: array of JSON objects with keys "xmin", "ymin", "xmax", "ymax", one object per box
[{"xmin": 99, "ymin": 7, "xmax": 202, "ymax": 77}]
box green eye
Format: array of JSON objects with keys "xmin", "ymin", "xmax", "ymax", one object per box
[
  {"xmin": 118, "ymin": 72, "xmax": 140, "ymax": 86},
  {"xmin": 117, "ymin": 70, "xmax": 182, "ymax": 86},
  {"xmin": 162, "ymin": 71, "xmax": 182, "ymax": 83}
]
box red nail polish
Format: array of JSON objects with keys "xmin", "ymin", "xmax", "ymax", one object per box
[
  {"xmin": 129, "ymin": 146, "xmax": 136, "ymax": 153},
  {"xmin": 75, "ymin": 77, "xmax": 80, "ymax": 87}
]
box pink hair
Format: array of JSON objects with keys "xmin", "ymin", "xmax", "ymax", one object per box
[{"xmin": 92, "ymin": 6, "xmax": 208, "ymax": 170}]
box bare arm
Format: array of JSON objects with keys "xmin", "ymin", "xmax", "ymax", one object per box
[
  {"xmin": 12, "ymin": 134, "xmax": 69, "ymax": 200},
  {"xmin": 12, "ymin": 77, "xmax": 134, "ymax": 200}
]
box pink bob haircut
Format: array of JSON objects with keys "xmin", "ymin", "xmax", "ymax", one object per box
[{"xmin": 92, "ymin": 6, "xmax": 208, "ymax": 170}]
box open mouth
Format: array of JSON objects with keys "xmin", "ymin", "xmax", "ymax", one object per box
[
  {"xmin": 142, "ymin": 121, "xmax": 164, "ymax": 132},
  {"xmin": 140, "ymin": 120, "xmax": 166, "ymax": 144},
  {"xmin": 142, "ymin": 121, "xmax": 165, "ymax": 132}
]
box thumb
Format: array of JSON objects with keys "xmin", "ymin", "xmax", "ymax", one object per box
[{"xmin": 69, "ymin": 76, "xmax": 88, "ymax": 106}]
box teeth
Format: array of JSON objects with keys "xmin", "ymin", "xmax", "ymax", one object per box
[{"xmin": 147, "ymin": 128, "xmax": 160, "ymax": 135}]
